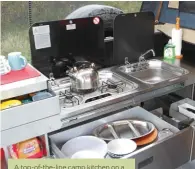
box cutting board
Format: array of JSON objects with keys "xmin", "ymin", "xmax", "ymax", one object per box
[
  {"xmin": 1, "ymin": 65, "xmax": 41, "ymax": 85},
  {"xmin": 113, "ymin": 12, "xmax": 155, "ymax": 65}
]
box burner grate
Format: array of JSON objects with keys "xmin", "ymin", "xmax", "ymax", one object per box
[
  {"xmin": 99, "ymin": 79, "xmax": 126, "ymax": 93},
  {"xmin": 59, "ymin": 90, "xmax": 83, "ymax": 108}
]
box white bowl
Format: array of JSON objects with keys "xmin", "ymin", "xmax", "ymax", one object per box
[
  {"xmin": 107, "ymin": 139, "xmax": 137, "ymax": 156},
  {"xmin": 61, "ymin": 136, "xmax": 107, "ymax": 158},
  {"xmin": 71, "ymin": 150, "xmax": 104, "ymax": 159}
]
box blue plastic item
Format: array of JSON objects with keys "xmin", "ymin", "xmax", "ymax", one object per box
[{"xmin": 32, "ymin": 92, "xmax": 52, "ymax": 101}]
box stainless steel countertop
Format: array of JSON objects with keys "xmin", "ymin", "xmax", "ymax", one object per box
[
  {"xmin": 158, "ymin": 57, "xmax": 195, "ymax": 86},
  {"xmin": 59, "ymin": 59, "xmax": 192, "ymax": 121}
]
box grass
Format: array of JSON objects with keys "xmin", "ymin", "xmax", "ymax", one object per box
[
  {"xmin": 1, "ymin": 1, "xmax": 142, "ymax": 63},
  {"xmin": 1, "ymin": 29, "xmax": 31, "ymax": 62}
]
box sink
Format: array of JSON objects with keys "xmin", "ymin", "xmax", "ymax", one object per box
[
  {"xmin": 117, "ymin": 59, "xmax": 189, "ymax": 85},
  {"xmin": 129, "ymin": 68, "xmax": 178, "ymax": 84}
]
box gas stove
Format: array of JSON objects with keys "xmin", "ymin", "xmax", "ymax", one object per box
[{"xmin": 48, "ymin": 69, "xmax": 139, "ymax": 118}]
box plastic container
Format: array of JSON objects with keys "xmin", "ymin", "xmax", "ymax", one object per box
[
  {"xmin": 163, "ymin": 39, "xmax": 176, "ymax": 64},
  {"xmin": 32, "ymin": 91, "xmax": 52, "ymax": 101}
]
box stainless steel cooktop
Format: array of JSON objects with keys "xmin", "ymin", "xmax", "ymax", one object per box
[
  {"xmin": 50, "ymin": 69, "xmax": 138, "ymax": 107},
  {"xmin": 48, "ymin": 69, "xmax": 139, "ymax": 117}
]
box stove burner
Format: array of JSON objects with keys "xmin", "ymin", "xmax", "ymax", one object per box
[
  {"xmin": 65, "ymin": 94, "xmax": 73, "ymax": 100},
  {"xmin": 107, "ymin": 83, "xmax": 117, "ymax": 89},
  {"xmin": 59, "ymin": 90, "xmax": 83, "ymax": 108},
  {"xmin": 99, "ymin": 80, "xmax": 126, "ymax": 93}
]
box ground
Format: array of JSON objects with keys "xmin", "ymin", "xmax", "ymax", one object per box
[{"xmin": 1, "ymin": 1, "xmax": 142, "ymax": 62}]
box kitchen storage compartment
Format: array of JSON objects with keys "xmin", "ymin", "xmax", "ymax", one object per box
[
  {"xmin": 2, "ymin": 134, "xmax": 52, "ymax": 164},
  {"xmin": 49, "ymin": 107, "xmax": 193, "ymax": 169},
  {"xmin": 7, "ymin": 136, "xmax": 47, "ymax": 159},
  {"xmin": 1, "ymin": 90, "xmax": 60, "ymax": 131}
]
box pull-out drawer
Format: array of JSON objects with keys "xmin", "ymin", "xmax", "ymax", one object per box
[
  {"xmin": 49, "ymin": 106, "xmax": 193, "ymax": 169},
  {"xmin": 1, "ymin": 91, "xmax": 60, "ymax": 131},
  {"xmin": 1, "ymin": 114, "xmax": 61, "ymax": 147}
]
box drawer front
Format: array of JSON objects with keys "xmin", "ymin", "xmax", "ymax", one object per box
[
  {"xmin": 126, "ymin": 128, "xmax": 193, "ymax": 169},
  {"xmin": 1, "ymin": 115, "xmax": 61, "ymax": 147},
  {"xmin": 1, "ymin": 93, "xmax": 60, "ymax": 131}
]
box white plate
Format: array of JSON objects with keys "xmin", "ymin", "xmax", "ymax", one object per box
[
  {"xmin": 61, "ymin": 136, "xmax": 107, "ymax": 158},
  {"xmin": 71, "ymin": 150, "xmax": 104, "ymax": 159},
  {"xmin": 107, "ymin": 139, "xmax": 137, "ymax": 156}
]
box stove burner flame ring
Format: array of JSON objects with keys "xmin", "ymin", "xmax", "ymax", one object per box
[
  {"xmin": 107, "ymin": 83, "xmax": 117, "ymax": 89},
  {"xmin": 65, "ymin": 94, "xmax": 73, "ymax": 100},
  {"xmin": 59, "ymin": 90, "xmax": 83, "ymax": 108},
  {"xmin": 99, "ymin": 80, "xmax": 126, "ymax": 93}
]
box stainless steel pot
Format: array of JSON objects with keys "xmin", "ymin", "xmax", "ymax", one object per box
[{"xmin": 68, "ymin": 62, "xmax": 99, "ymax": 93}]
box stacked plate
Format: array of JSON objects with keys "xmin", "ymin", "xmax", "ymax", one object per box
[
  {"xmin": 61, "ymin": 120, "xmax": 171, "ymax": 159},
  {"xmin": 71, "ymin": 150, "xmax": 104, "ymax": 159},
  {"xmin": 107, "ymin": 139, "xmax": 137, "ymax": 158},
  {"xmin": 92, "ymin": 119, "xmax": 160, "ymax": 158},
  {"xmin": 93, "ymin": 120, "xmax": 158, "ymax": 147}
]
